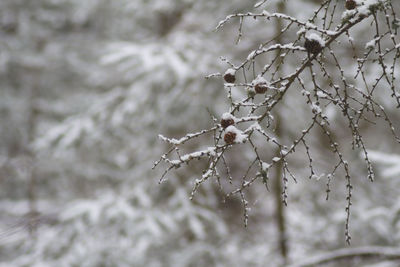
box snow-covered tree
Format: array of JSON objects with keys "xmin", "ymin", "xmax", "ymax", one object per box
[
  {"xmin": 1, "ymin": 0, "xmax": 400, "ymax": 267},
  {"xmin": 156, "ymin": 0, "xmax": 400, "ymax": 265}
]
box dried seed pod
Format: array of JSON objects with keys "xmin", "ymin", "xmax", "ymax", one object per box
[
  {"xmin": 221, "ymin": 118, "xmax": 234, "ymax": 129},
  {"xmin": 345, "ymin": 0, "xmax": 357, "ymax": 10},
  {"xmin": 254, "ymin": 82, "xmax": 268, "ymax": 94},
  {"xmin": 224, "ymin": 125, "xmax": 247, "ymax": 144},
  {"xmin": 304, "ymin": 39, "xmax": 322, "ymax": 55},
  {"xmin": 252, "ymin": 76, "xmax": 269, "ymax": 94},
  {"xmin": 304, "ymin": 33, "xmax": 325, "ymax": 55},
  {"xmin": 224, "ymin": 131, "xmax": 237, "ymax": 144},
  {"xmin": 220, "ymin": 113, "xmax": 236, "ymax": 129},
  {"xmin": 223, "ymin": 68, "xmax": 236, "ymax": 83}
]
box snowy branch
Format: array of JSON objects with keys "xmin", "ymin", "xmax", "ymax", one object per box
[{"xmin": 157, "ymin": 0, "xmax": 400, "ymax": 242}]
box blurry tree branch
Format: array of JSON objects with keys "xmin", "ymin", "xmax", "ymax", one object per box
[{"xmin": 288, "ymin": 246, "xmax": 400, "ymax": 267}]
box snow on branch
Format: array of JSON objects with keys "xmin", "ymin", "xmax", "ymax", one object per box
[
  {"xmin": 216, "ymin": 11, "xmax": 339, "ymax": 37},
  {"xmin": 156, "ymin": 0, "xmax": 400, "ymax": 242}
]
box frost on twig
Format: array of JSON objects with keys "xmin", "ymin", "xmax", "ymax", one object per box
[{"xmin": 155, "ymin": 0, "xmax": 400, "ymax": 239}]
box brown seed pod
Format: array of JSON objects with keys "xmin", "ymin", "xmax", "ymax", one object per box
[
  {"xmin": 252, "ymin": 76, "xmax": 269, "ymax": 94},
  {"xmin": 223, "ymin": 69, "xmax": 236, "ymax": 83},
  {"xmin": 304, "ymin": 38, "xmax": 323, "ymax": 55},
  {"xmin": 254, "ymin": 82, "xmax": 268, "ymax": 94},
  {"xmin": 345, "ymin": 0, "xmax": 357, "ymax": 10},
  {"xmin": 224, "ymin": 131, "xmax": 237, "ymax": 144},
  {"xmin": 221, "ymin": 118, "xmax": 234, "ymax": 129}
]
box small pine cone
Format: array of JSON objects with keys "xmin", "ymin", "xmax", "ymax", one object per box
[
  {"xmin": 223, "ymin": 69, "xmax": 236, "ymax": 83},
  {"xmin": 224, "ymin": 73, "xmax": 235, "ymax": 83},
  {"xmin": 254, "ymin": 82, "xmax": 268, "ymax": 94},
  {"xmin": 224, "ymin": 131, "xmax": 237, "ymax": 144},
  {"xmin": 345, "ymin": 0, "xmax": 357, "ymax": 10},
  {"xmin": 221, "ymin": 118, "xmax": 234, "ymax": 129},
  {"xmin": 304, "ymin": 39, "xmax": 323, "ymax": 55}
]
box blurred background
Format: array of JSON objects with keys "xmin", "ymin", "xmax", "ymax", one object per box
[{"xmin": 0, "ymin": 0, "xmax": 400, "ymax": 266}]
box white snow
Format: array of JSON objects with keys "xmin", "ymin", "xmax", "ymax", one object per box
[
  {"xmin": 296, "ymin": 27, "xmax": 306, "ymax": 37},
  {"xmin": 221, "ymin": 112, "xmax": 236, "ymax": 121},
  {"xmin": 225, "ymin": 125, "xmax": 248, "ymax": 143},
  {"xmin": 316, "ymin": 91, "xmax": 327, "ymax": 98},
  {"xmin": 368, "ymin": 150, "xmax": 400, "ymax": 177},
  {"xmin": 301, "ymin": 89, "xmax": 311, "ymax": 96},
  {"xmin": 252, "ymin": 75, "xmax": 269, "ymax": 86},
  {"xmin": 261, "ymin": 10, "xmax": 270, "ymax": 16},
  {"xmin": 170, "ymin": 147, "xmax": 217, "ymax": 165},
  {"xmin": 342, "ymin": 9, "xmax": 357, "ymax": 21},
  {"xmin": 311, "ymin": 103, "xmax": 322, "ymax": 114},
  {"xmin": 262, "ymin": 162, "xmax": 270, "ymax": 171},
  {"xmin": 357, "ymin": 0, "xmax": 383, "ymax": 17},
  {"xmin": 306, "ymin": 33, "xmax": 325, "ymax": 47},
  {"xmin": 247, "ymin": 50, "xmax": 256, "ymax": 60},
  {"xmin": 224, "ymin": 68, "xmax": 236, "ymax": 76},
  {"xmin": 365, "ymin": 39, "xmax": 376, "ymax": 49},
  {"xmin": 272, "ymin": 157, "xmax": 281, "ymax": 162}
]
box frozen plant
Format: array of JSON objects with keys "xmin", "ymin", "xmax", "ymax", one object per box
[{"xmin": 156, "ymin": 0, "xmax": 400, "ymax": 245}]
